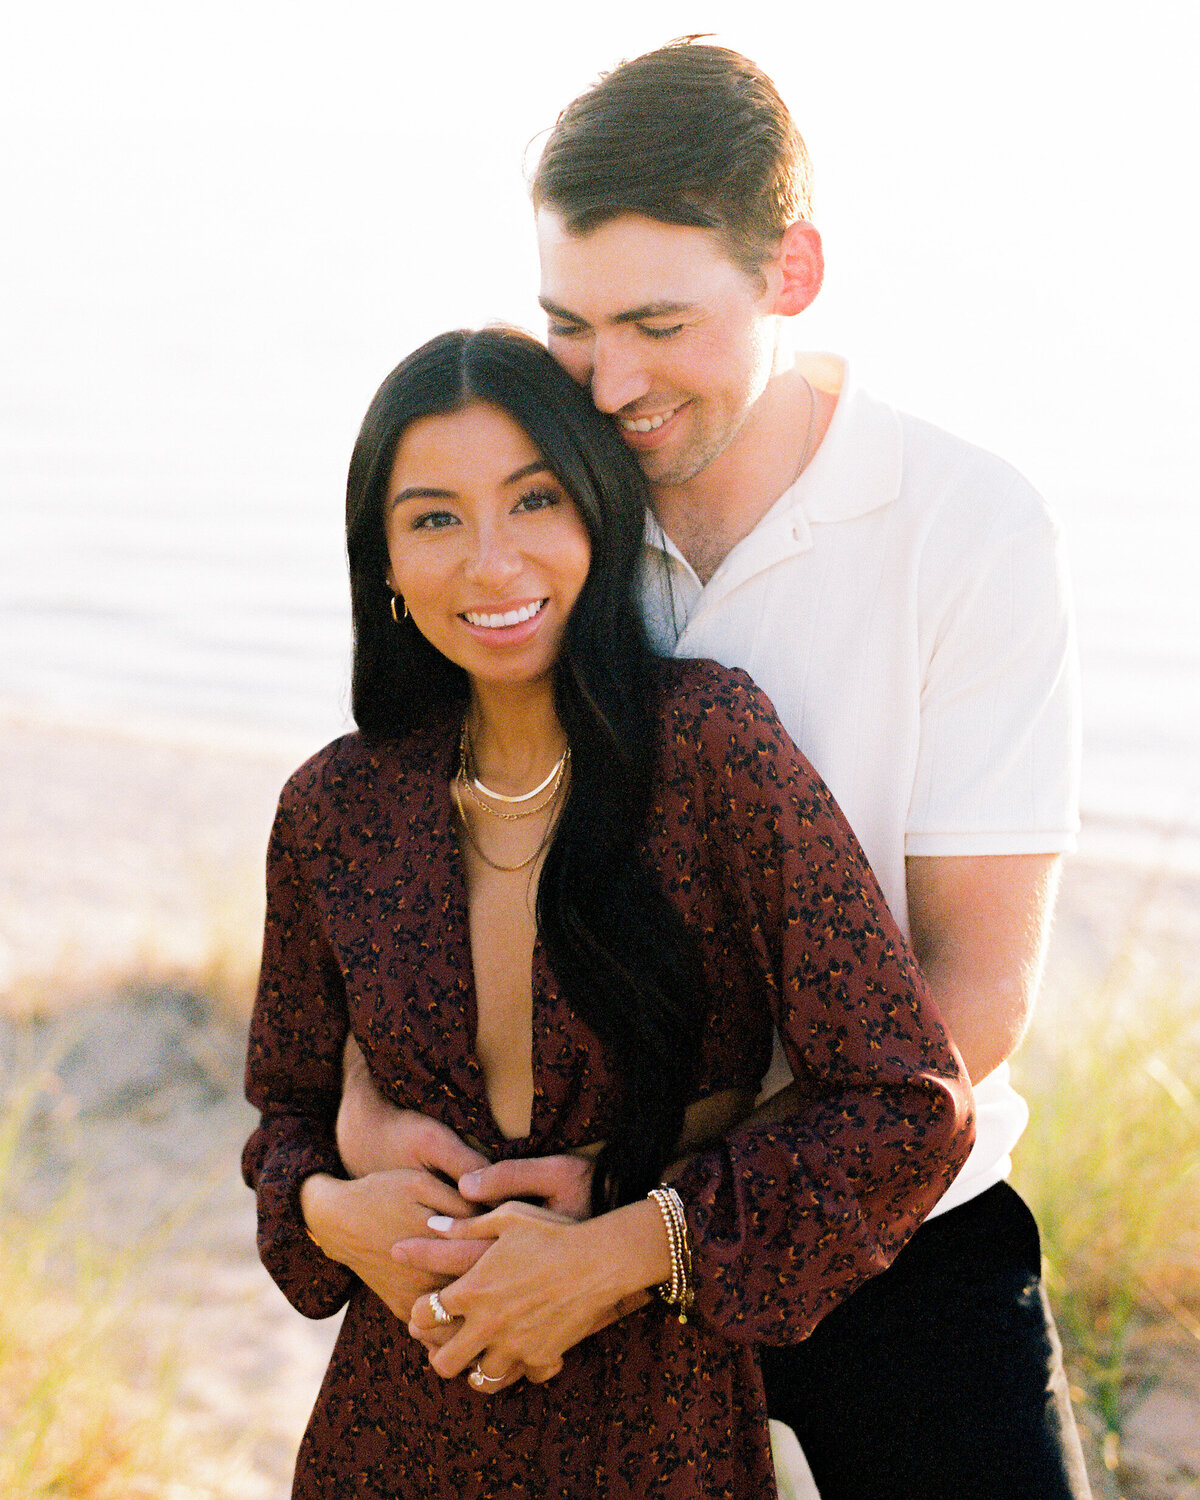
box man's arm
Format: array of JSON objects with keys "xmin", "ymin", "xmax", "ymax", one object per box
[
  {"xmin": 905, "ymin": 852, "xmax": 1061, "ymax": 1084},
  {"xmin": 337, "ymin": 1035, "xmax": 594, "ymax": 1217},
  {"xmin": 336, "ymin": 1034, "xmax": 490, "ymax": 1182}
]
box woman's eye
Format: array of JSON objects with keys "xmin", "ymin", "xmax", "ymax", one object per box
[
  {"xmin": 514, "ymin": 487, "xmax": 562, "ymax": 514},
  {"xmin": 412, "ymin": 509, "xmax": 458, "ymax": 531}
]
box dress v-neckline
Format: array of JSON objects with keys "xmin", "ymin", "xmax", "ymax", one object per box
[{"xmin": 437, "ymin": 755, "xmax": 548, "ymax": 1154}]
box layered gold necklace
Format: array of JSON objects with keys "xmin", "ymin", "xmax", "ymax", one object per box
[{"xmin": 451, "ymin": 721, "xmax": 570, "ymax": 872}]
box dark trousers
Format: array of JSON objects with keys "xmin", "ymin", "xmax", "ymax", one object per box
[{"xmin": 761, "ymin": 1183, "xmax": 1093, "ymax": 1499}]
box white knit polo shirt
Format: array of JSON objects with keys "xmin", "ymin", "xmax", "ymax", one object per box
[{"xmin": 640, "ymin": 354, "xmax": 1081, "ymax": 1216}]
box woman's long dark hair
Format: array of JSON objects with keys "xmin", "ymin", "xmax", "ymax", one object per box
[{"xmin": 346, "ymin": 327, "xmax": 704, "ymax": 1209}]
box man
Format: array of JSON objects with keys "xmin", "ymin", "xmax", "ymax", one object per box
[{"xmin": 331, "ymin": 40, "xmax": 1088, "ymax": 1498}]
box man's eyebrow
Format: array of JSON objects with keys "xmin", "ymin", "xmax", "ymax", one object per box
[
  {"xmin": 539, "ymin": 296, "xmax": 695, "ymax": 326},
  {"xmin": 539, "ymin": 296, "xmax": 586, "ymax": 325}
]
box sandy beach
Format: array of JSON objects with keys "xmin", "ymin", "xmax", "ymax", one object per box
[{"xmin": 2, "ymin": 708, "xmax": 1197, "ymax": 1498}]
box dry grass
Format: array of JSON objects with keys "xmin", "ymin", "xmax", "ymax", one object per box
[
  {"xmin": 0, "ymin": 996, "xmax": 270, "ymax": 1500},
  {"xmin": 1012, "ymin": 953, "xmax": 1200, "ymax": 1489},
  {"xmin": 0, "ymin": 1063, "xmax": 187, "ymax": 1499}
]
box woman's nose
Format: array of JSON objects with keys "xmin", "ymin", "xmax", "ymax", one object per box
[{"xmin": 465, "ymin": 522, "xmax": 522, "ymax": 587}]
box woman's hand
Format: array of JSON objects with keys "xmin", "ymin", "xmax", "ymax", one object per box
[
  {"xmin": 407, "ymin": 1290, "xmax": 551, "ymax": 1394},
  {"xmin": 396, "ymin": 1197, "xmax": 671, "ymax": 1388},
  {"xmin": 300, "ymin": 1168, "xmax": 485, "ymax": 1324}
]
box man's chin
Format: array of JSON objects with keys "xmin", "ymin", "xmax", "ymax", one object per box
[{"xmin": 634, "ymin": 445, "xmax": 714, "ymax": 490}]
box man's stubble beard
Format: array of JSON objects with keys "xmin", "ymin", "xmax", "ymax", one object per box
[{"xmin": 631, "ymin": 402, "xmax": 755, "ymax": 491}]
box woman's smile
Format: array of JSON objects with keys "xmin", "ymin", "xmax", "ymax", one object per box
[{"xmin": 461, "ymin": 597, "xmax": 548, "ymax": 632}]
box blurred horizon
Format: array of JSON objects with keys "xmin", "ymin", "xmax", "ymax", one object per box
[{"xmin": 3, "ymin": 0, "xmax": 1198, "ymax": 870}]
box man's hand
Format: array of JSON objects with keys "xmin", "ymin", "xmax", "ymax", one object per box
[
  {"xmin": 458, "ymin": 1154, "xmax": 595, "ymax": 1220},
  {"xmin": 340, "ymin": 1033, "xmax": 596, "ymax": 1219},
  {"xmin": 300, "ymin": 1168, "xmax": 485, "ymax": 1325},
  {"xmin": 338, "ymin": 1035, "xmax": 489, "ymax": 1181}
]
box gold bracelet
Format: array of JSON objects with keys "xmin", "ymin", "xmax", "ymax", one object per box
[
  {"xmin": 647, "ymin": 1186, "xmax": 694, "ymax": 1324},
  {"xmin": 664, "ymin": 1186, "xmax": 693, "ymax": 1319},
  {"xmin": 649, "ymin": 1187, "xmax": 682, "ymax": 1303}
]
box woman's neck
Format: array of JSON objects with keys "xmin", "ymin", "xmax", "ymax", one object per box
[{"xmin": 464, "ymin": 679, "xmax": 568, "ymax": 797}]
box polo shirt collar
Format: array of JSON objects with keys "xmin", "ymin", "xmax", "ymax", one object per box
[
  {"xmin": 789, "ymin": 354, "xmax": 904, "ymax": 524},
  {"xmin": 642, "ymin": 356, "xmax": 904, "ymax": 592}
]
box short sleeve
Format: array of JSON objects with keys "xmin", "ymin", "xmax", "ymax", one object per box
[
  {"xmin": 906, "ymin": 475, "xmax": 1081, "ymax": 855},
  {"xmin": 242, "ymin": 786, "xmax": 356, "ymax": 1319}
]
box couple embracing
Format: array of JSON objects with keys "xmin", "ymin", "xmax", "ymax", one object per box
[{"xmin": 243, "ymin": 39, "xmax": 1089, "ymax": 1499}]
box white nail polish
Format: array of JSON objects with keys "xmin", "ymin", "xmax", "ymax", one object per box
[{"xmin": 427, "ymin": 1214, "xmax": 455, "ymax": 1232}]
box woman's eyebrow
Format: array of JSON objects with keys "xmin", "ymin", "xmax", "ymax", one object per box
[
  {"xmin": 389, "ymin": 463, "xmax": 550, "ymax": 507},
  {"xmin": 503, "ymin": 460, "xmax": 553, "ymax": 486},
  {"xmin": 390, "ymin": 485, "xmax": 455, "ymax": 507}
]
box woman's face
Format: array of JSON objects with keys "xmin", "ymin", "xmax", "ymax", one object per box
[{"xmin": 384, "ymin": 401, "xmax": 592, "ymax": 693}]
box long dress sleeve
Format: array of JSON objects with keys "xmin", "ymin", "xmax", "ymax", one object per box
[
  {"xmin": 660, "ymin": 664, "xmax": 975, "ymax": 1346},
  {"xmin": 242, "ymin": 775, "xmax": 356, "ymax": 1319}
]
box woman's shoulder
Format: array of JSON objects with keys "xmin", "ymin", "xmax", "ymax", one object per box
[
  {"xmin": 650, "ymin": 659, "xmax": 842, "ymax": 838},
  {"xmin": 274, "ymin": 720, "xmax": 449, "ymax": 825},
  {"xmin": 651, "ymin": 655, "xmax": 794, "ymax": 751}
]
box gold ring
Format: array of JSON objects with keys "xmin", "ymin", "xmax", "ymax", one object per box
[
  {"xmin": 469, "ymin": 1364, "xmax": 506, "ymax": 1389},
  {"xmin": 428, "ymin": 1291, "xmax": 453, "ymax": 1327}
]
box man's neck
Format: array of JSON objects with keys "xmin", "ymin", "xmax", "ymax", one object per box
[{"xmin": 652, "ymin": 360, "xmax": 837, "ymax": 585}]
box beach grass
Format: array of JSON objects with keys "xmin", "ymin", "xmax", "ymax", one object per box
[
  {"xmin": 1012, "ymin": 953, "xmax": 1200, "ymax": 1486},
  {"xmin": 0, "ymin": 1066, "xmax": 186, "ymax": 1499},
  {"xmin": 1, "ymin": 886, "xmax": 1196, "ymax": 1496}
]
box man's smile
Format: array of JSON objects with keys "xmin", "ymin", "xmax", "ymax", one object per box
[{"xmin": 617, "ymin": 401, "xmax": 687, "ymax": 435}]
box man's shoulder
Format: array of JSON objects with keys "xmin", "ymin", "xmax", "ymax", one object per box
[
  {"xmin": 889, "ymin": 404, "xmax": 1056, "ymax": 538},
  {"xmin": 797, "ymin": 359, "xmax": 1056, "ymax": 543}
]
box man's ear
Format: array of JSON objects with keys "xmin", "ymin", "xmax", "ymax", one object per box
[{"xmin": 770, "ymin": 220, "xmax": 824, "ymax": 316}]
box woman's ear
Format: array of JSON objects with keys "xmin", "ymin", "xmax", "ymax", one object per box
[{"xmin": 769, "ymin": 220, "xmax": 824, "ymax": 317}]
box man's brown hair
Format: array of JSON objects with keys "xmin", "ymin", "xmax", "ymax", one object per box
[{"xmin": 531, "ymin": 38, "xmax": 813, "ymax": 277}]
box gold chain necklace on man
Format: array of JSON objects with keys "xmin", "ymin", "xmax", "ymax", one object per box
[{"xmin": 792, "ymin": 374, "xmax": 818, "ymax": 487}]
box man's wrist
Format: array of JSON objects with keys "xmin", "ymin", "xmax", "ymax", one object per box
[{"xmin": 299, "ymin": 1172, "xmax": 344, "ymax": 1254}]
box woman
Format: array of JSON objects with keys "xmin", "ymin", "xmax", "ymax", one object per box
[{"xmin": 242, "ymin": 327, "xmax": 974, "ymax": 1499}]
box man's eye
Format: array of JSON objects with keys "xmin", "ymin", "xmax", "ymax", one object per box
[
  {"xmin": 640, "ymin": 324, "xmax": 684, "ymax": 340},
  {"xmin": 547, "ymin": 322, "xmax": 586, "ymax": 340}
]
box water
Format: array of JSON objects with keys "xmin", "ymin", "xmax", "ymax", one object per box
[
  {"xmin": 3, "ymin": 461, "xmax": 352, "ymax": 744},
  {"xmin": 3, "ymin": 411, "xmax": 1198, "ymax": 875},
  {"xmin": 3, "ymin": 1, "xmax": 1197, "ymax": 871}
]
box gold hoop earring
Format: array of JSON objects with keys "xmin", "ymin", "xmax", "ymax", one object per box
[{"xmin": 389, "ymin": 593, "xmax": 408, "ymax": 623}]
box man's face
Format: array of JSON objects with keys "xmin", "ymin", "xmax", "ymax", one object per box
[{"xmin": 537, "ymin": 210, "xmax": 782, "ymax": 489}]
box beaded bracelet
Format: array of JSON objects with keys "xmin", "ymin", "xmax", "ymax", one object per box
[{"xmin": 647, "ymin": 1186, "xmax": 694, "ymax": 1324}]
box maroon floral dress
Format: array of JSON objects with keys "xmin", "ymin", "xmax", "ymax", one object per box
[{"xmin": 243, "ymin": 659, "xmax": 974, "ymax": 1499}]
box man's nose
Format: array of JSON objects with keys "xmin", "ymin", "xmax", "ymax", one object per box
[{"xmin": 588, "ymin": 334, "xmax": 650, "ymax": 415}]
